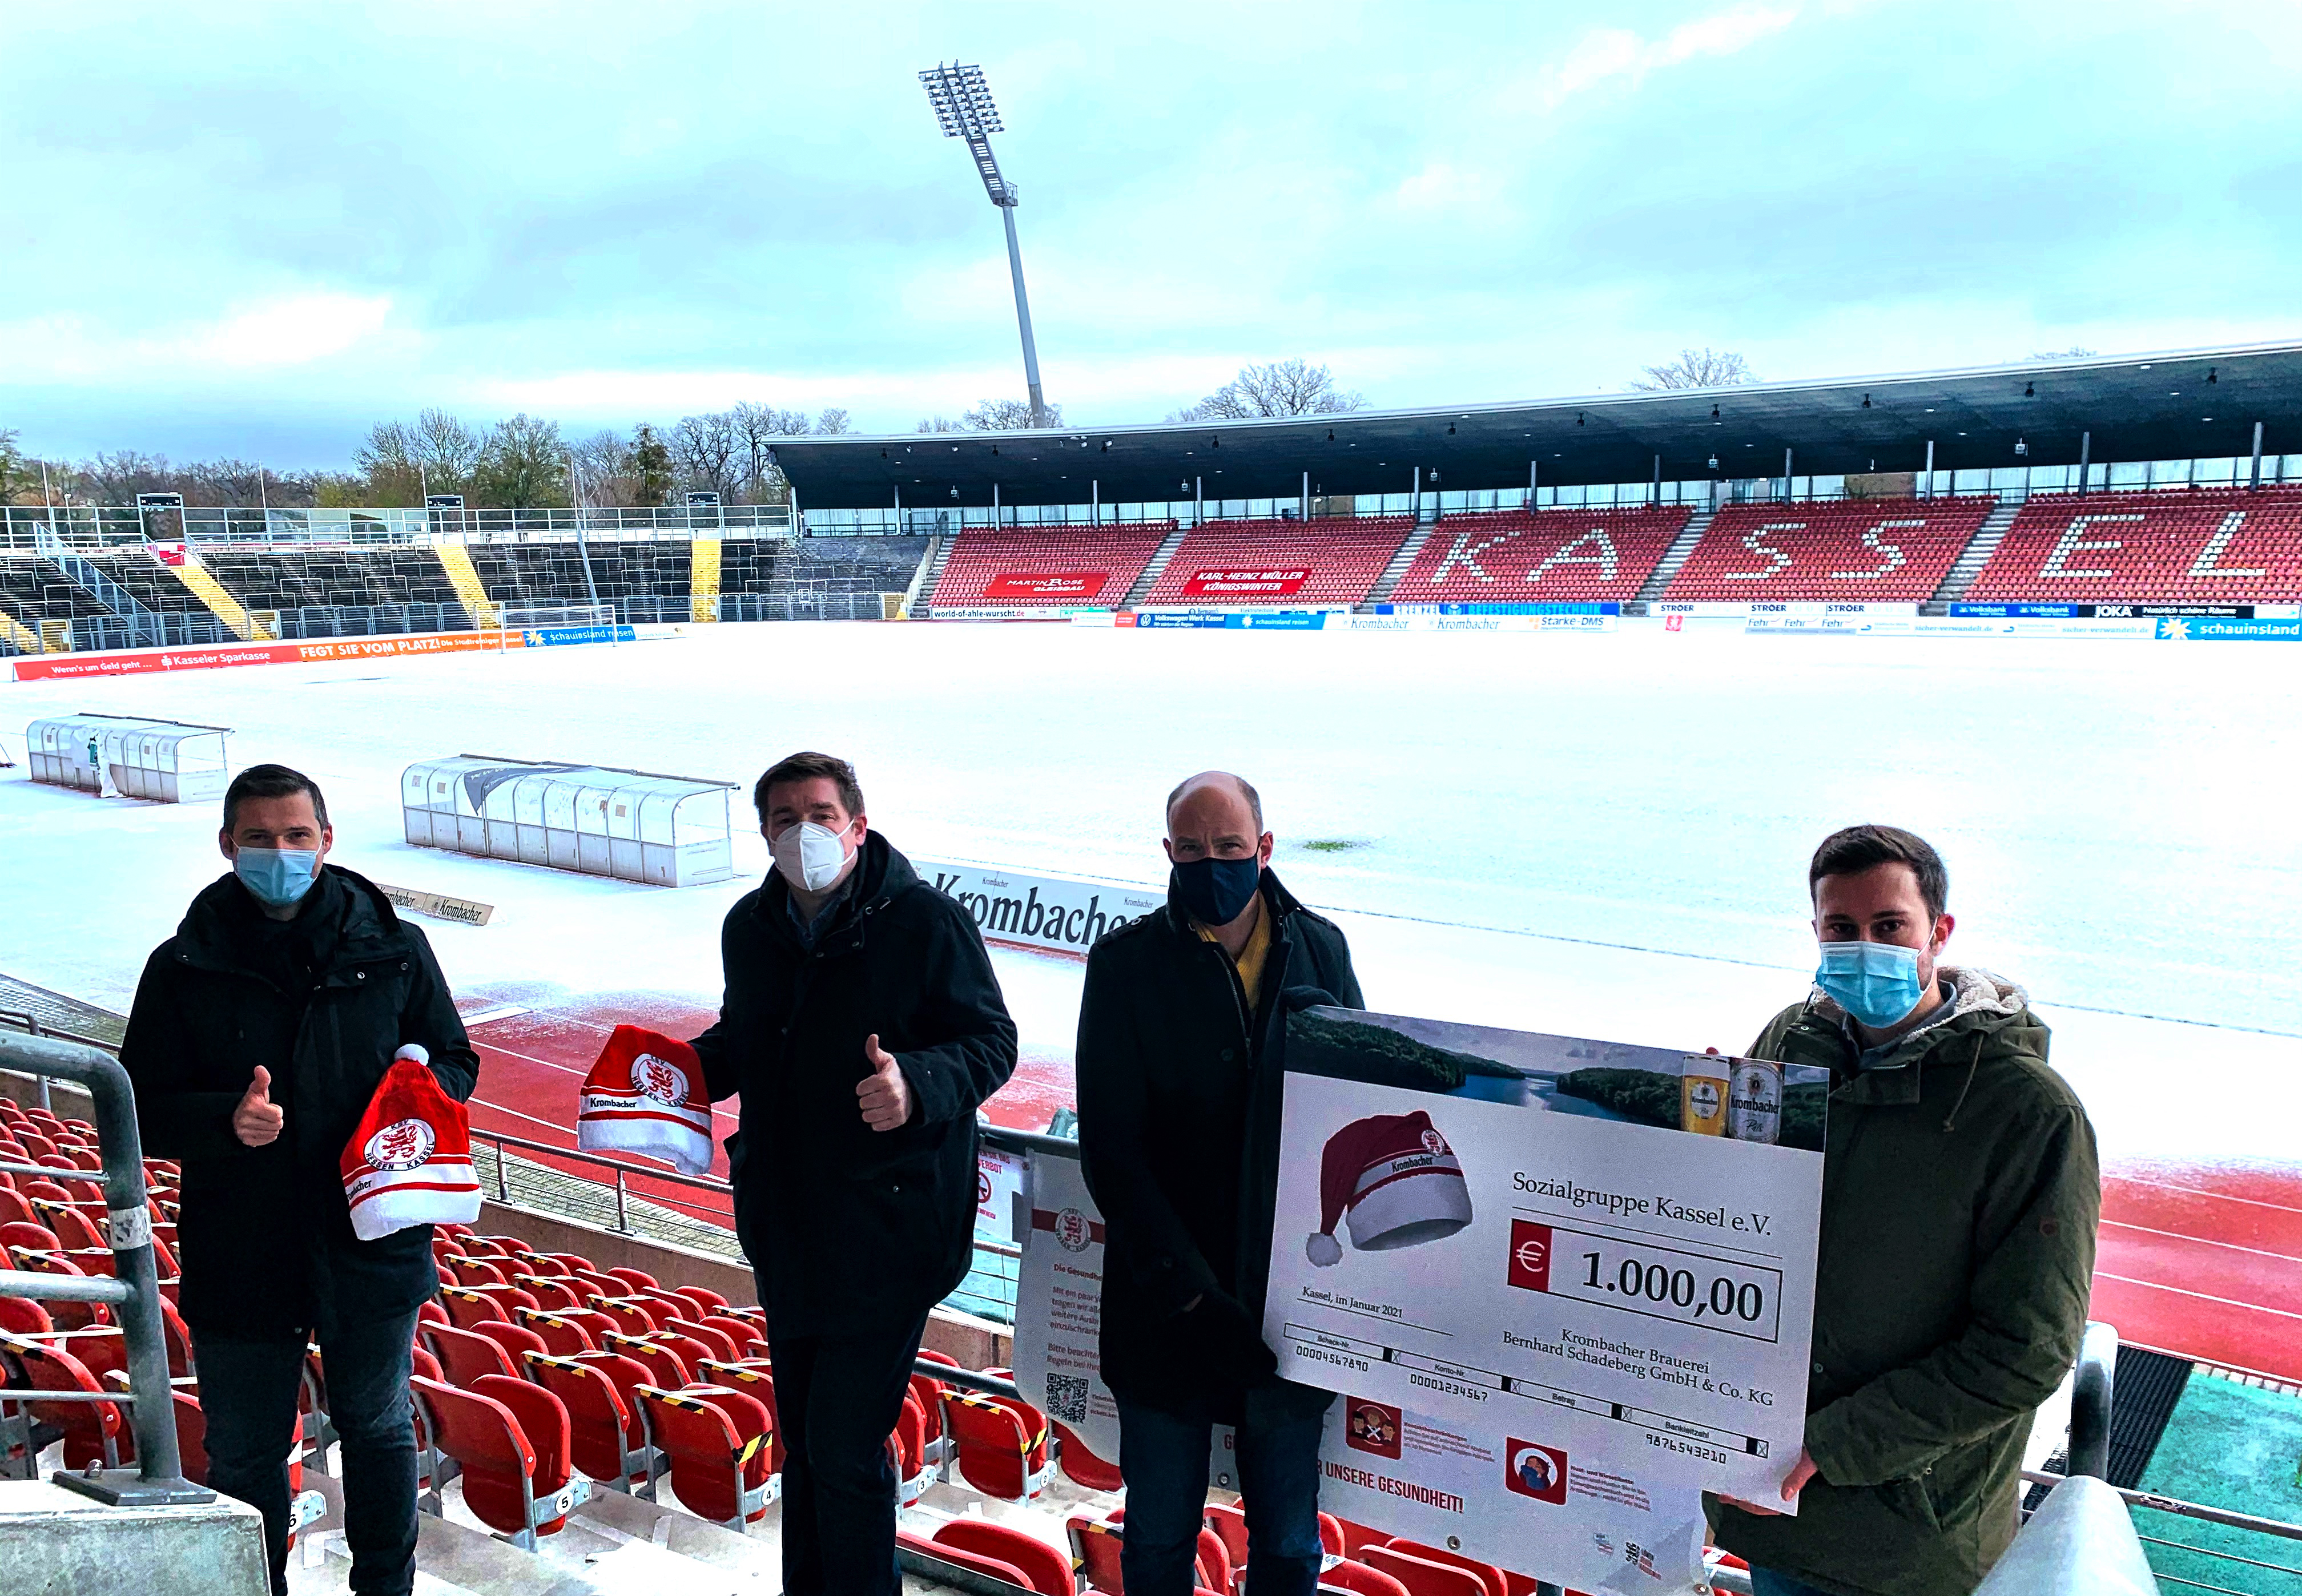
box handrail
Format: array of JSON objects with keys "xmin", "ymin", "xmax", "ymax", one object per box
[
  {"xmin": 2022, "ymin": 1470, "xmax": 2302, "ymax": 1541},
  {"xmin": 2067, "ymin": 1319, "xmax": 2116, "ymax": 1479},
  {"xmin": 0, "ymin": 1030, "xmax": 210, "ymax": 1506},
  {"xmin": 1976, "ymin": 1476, "xmax": 2155, "ymax": 1596}
]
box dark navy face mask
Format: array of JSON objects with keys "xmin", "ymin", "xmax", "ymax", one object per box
[{"xmin": 1174, "ymin": 855, "xmax": 1262, "ymax": 926}]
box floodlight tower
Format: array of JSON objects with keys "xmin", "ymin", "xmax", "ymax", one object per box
[{"xmin": 920, "ymin": 62, "xmax": 1048, "ymax": 428}]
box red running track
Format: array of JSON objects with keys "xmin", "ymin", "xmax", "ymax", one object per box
[{"xmin": 457, "ymin": 985, "xmax": 2302, "ymax": 1384}]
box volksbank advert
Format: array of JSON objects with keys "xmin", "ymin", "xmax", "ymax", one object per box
[{"xmin": 1266, "ymin": 1008, "xmax": 1827, "ymax": 1551}]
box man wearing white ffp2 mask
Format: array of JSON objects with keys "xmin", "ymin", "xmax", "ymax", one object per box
[{"xmin": 686, "ymin": 750, "xmax": 1016, "ymax": 1596}]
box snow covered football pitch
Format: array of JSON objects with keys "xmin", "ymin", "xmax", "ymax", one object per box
[{"xmin": 2, "ymin": 619, "xmax": 2296, "ymax": 1373}]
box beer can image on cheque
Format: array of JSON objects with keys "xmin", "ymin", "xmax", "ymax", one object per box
[
  {"xmin": 1728, "ymin": 1057, "xmax": 1782, "ymax": 1144},
  {"xmin": 1680, "ymin": 1055, "xmax": 1729, "ymax": 1136}
]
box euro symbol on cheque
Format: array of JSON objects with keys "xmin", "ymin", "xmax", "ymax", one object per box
[{"xmin": 1515, "ymin": 1235, "xmax": 1548, "ymax": 1275}]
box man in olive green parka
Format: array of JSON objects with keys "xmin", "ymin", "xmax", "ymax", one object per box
[{"xmin": 1712, "ymin": 825, "xmax": 2099, "ymax": 1596}]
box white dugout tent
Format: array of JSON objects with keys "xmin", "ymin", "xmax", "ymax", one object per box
[
  {"xmin": 400, "ymin": 755, "xmax": 737, "ymax": 888},
  {"xmin": 26, "ymin": 714, "xmax": 233, "ymax": 803}
]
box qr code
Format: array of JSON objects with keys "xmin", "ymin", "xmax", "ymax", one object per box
[{"xmin": 1044, "ymin": 1373, "xmax": 1089, "ymax": 1425}]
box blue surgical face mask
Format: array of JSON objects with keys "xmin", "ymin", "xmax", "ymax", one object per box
[
  {"xmin": 1815, "ymin": 938, "xmax": 1926, "ymax": 1029},
  {"xmin": 1174, "ymin": 854, "xmax": 1262, "ymax": 927},
  {"xmin": 235, "ymin": 848, "xmax": 320, "ymax": 909}
]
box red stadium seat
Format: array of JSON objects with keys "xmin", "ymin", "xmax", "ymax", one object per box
[
  {"xmin": 691, "ymin": 1359, "xmax": 785, "ymax": 1476},
  {"xmin": 933, "ymin": 1517, "xmax": 1076, "ymax": 1596},
  {"xmin": 587, "ymin": 1295, "xmax": 667, "ymax": 1336},
  {"xmin": 524, "ymin": 1351, "xmax": 651, "ymax": 1491},
  {"xmin": 1363, "ymin": 1545, "xmax": 1490, "ymax": 1596},
  {"xmin": 635, "ymin": 1383, "xmax": 775, "ymax": 1528},
  {"xmin": 411, "ymin": 1374, "xmax": 585, "ymax": 1549},
  {"xmin": 902, "ymin": 1528, "xmax": 1034, "ymax": 1590},
  {"xmin": 661, "ymin": 1316, "xmax": 740, "ymax": 1362},
  {"xmin": 1383, "ymin": 1539, "xmax": 1510, "ymax": 1596},
  {"xmin": 1322, "ymin": 1560, "xmax": 1414, "ymax": 1596},
  {"xmin": 0, "ymin": 1332, "xmax": 122, "ymax": 1470},
  {"xmin": 1069, "ymin": 1512, "xmax": 1126, "ymax": 1592},
  {"xmin": 423, "ymin": 1323, "xmax": 518, "ymax": 1388},
  {"xmin": 943, "ymin": 1388, "xmax": 1053, "ymax": 1500},
  {"xmin": 1056, "ymin": 1418, "xmax": 1125, "ymax": 1490},
  {"xmin": 600, "ymin": 1331, "xmax": 690, "ymax": 1390},
  {"xmin": 469, "ymin": 1320, "xmax": 549, "ymax": 1369},
  {"xmin": 514, "ymin": 1308, "xmax": 601, "ymax": 1357}
]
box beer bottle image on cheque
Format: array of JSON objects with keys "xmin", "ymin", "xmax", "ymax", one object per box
[{"xmin": 1680, "ymin": 1055, "xmax": 1729, "ymax": 1135}]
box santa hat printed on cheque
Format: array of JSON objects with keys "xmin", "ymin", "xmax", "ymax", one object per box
[
  {"xmin": 340, "ymin": 1046, "xmax": 483, "ymax": 1242},
  {"xmin": 1306, "ymin": 1108, "xmax": 1474, "ymax": 1267},
  {"xmin": 578, "ymin": 1025, "xmax": 714, "ymax": 1176}
]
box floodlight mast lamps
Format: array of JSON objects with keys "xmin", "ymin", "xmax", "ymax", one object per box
[{"xmin": 920, "ymin": 61, "xmax": 1047, "ymax": 428}]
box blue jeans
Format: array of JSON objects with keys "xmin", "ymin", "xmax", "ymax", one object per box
[
  {"xmin": 766, "ymin": 1308, "xmax": 931, "ymax": 1596},
  {"xmin": 1752, "ymin": 1569, "xmax": 1840, "ymax": 1596},
  {"xmin": 1116, "ymin": 1388, "xmax": 1329, "ymax": 1596},
  {"xmin": 196, "ymin": 1308, "xmax": 420, "ymax": 1596}
]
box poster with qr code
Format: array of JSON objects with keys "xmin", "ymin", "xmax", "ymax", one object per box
[{"xmin": 1011, "ymin": 1150, "xmax": 1125, "ymax": 1461}]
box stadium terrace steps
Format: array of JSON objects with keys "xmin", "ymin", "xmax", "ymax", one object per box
[
  {"xmin": 1119, "ymin": 522, "xmax": 1192, "ymax": 607},
  {"xmin": 1962, "ymin": 486, "xmax": 2302, "ymax": 604},
  {"xmin": 84, "ymin": 551, "xmax": 214, "ymax": 612},
  {"xmin": 1929, "ymin": 495, "xmax": 2024, "ymax": 609},
  {"xmin": 902, "ymin": 535, "xmax": 944, "ymax": 617},
  {"xmin": 169, "ymin": 557, "xmax": 267, "ymax": 640},
  {"xmin": 1139, "ymin": 518, "xmax": 1414, "ymax": 607},
  {"xmin": 0, "ymin": 607, "xmax": 43, "ymax": 654},
  {"xmin": 1359, "ymin": 523, "xmax": 1437, "ymax": 608},
  {"xmin": 434, "ymin": 544, "xmax": 503, "ymax": 629},
  {"xmin": 1661, "ymin": 497, "xmax": 1997, "ymax": 603},
  {"xmin": 687, "ymin": 538, "xmax": 721, "ymax": 623},
  {"xmin": 1389, "ymin": 506, "xmax": 1692, "ymax": 606},
  {"xmin": 1633, "ymin": 506, "xmax": 1717, "ymax": 600}
]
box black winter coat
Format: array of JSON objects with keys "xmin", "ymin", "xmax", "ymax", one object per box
[
  {"xmin": 690, "ymin": 834, "xmax": 1017, "ymax": 1339},
  {"xmin": 1076, "ymin": 869, "xmax": 1362, "ymax": 1422},
  {"xmin": 120, "ymin": 868, "xmax": 478, "ymax": 1337}
]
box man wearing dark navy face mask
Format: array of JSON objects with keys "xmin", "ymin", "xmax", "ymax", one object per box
[{"xmin": 1077, "ymin": 772, "xmax": 1363, "ymax": 1596}]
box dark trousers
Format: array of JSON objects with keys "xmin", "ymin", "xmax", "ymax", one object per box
[
  {"xmin": 766, "ymin": 1309, "xmax": 932, "ymax": 1596},
  {"xmin": 196, "ymin": 1309, "xmax": 420, "ymax": 1596},
  {"xmin": 1115, "ymin": 1387, "xmax": 1329, "ymax": 1596}
]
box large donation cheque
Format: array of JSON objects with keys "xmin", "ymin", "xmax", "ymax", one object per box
[{"xmin": 1265, "ymin": 1008, "xmax": 1829, "ymax": 1592}]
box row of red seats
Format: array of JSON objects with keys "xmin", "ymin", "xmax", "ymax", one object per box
[
  {"xmin": 1664, "ymin": 498, "xmax": 1997, "ymax": 602},
  {"xmin": 1141, "ymin": 519, "xmax": 1416, "ymax": 608},
  {"xmin": 930, "ymin": 526, "xmax": 1176, "ymax": 608},
  {"xmin": 1967, "ymin": 487, "xmax": 2302, "ymax": 602},
  {"xmin": 1389, "ymin": 507, "xmax": 1692, "ymax": 603}
]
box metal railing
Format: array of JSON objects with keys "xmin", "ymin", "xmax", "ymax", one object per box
[
  {"xmin": 0, "ymin": 1030, "xmax": 210, "ymax": 1506},
  {"xmin": 1, "ymin": 503, "xmax": 796, "ymax": 551}
]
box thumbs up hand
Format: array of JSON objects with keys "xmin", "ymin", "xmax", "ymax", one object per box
[
  {"xmin": 234, "ymin": 1065, "xmax": 285, "ymax": 1147},
  {"xmin": 856, "ymin": 1034, "xmax": 914, "ymax": 1132}
]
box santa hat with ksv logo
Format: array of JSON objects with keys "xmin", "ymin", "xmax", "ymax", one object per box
[
  {"xmin": 578, "ymin": 1026, "xmax": 714, "ymax": 1176},
  {"xmin": 341, "ymin": 1046, "xmax": 483, "ymax": 1242},
  {"xmin": 1306, "ymin": 1109, "xmax": 1474, "ymax": 1267}
]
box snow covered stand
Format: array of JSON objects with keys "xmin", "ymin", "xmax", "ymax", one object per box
[
  {"xmin": 25, "ymin": 714, "xmax": 233, "ymax": 802},
  {"xmin": 399, "ymin": 755, "xmax": 738, "ymax": 887}
]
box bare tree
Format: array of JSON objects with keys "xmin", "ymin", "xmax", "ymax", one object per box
[
  {"xmin": 729, "ymin": 402, "xmax": 815, "ymax": 502},
  {"xmin": 960, "ymin": 397, "xmax": 1064, "ymax": 430},
  {"xmin": 2024, "ymin": 347, "xmax": 2098, "ymax": 362},
  {"xmin": 355, "ymin": 422, "xmax": 423, "ymax": 503},
  {"xmin": 1629, "ymin": 348, "xmax": 1755, "ymax": 391},
  {"xmin": 1170, "ymin": 358, "xmax": 1363, "ymax": 422},
  {"xmin": 413, "ymin": 408, "xmax": 484, "ymax": 491},
  {"xmin": 77, "ymin": 451, "xmax": 176, "ymax": 504},
  {"xmin": 916, "ymin": 416, "xmax": 963, "ymax": 433},
  {"xmin": 180, "ymin": 459, "xmax": 270, "ymax": 506},
  {"xmin": 814, "ymin": 407, "xmax": 852, "ymax": 436},
  {"xmin": 0, "ymin": 430, "xmax": 37, "ymax": 505},
  {"xmin": 671, "ymin": 410, "xmax": 744, "ymax": 501},
  {"xmin": 569, "ymin": 429, "xmax": 638, "ymax": 506}
]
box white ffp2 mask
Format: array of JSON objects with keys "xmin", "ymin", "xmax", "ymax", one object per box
[{"xmin": 772, "ymin": 821, "xmax": 850, "ymax": 893}]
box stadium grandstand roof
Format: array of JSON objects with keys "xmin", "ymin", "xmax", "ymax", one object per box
[{"xmin": 771, "ymin": 340, "xmax": 2302, "ymax": 508}]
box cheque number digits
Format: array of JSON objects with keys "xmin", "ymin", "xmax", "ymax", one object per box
[{"xmin": 1583, "ymin": 1253, "xmax": 1766, "ymax": 1324}]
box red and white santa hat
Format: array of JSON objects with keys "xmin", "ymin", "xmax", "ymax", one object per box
[
  {"xmin": 578, "ymin": 1026, "xmax": 714, "ymax": 1176},
  {"xmin": 340, "ymin": 1046, "xmax": 482, "ymax": 1242},
  {"xmin": 1306, "ymin": 1109, "xmax": 1474, "ymax": 1267}
]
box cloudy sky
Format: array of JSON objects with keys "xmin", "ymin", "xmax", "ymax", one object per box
[{"xmin": 3, "ymin": 1, "xmax": 2296, "ymax": 466}]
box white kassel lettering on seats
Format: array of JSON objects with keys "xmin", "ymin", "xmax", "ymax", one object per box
[
  {"xmin": 1527, "ymin": 529, "xmax": 1619, "ymax": 584},
  {"xmin": 2039, "ymin": 514, "xmax": 2142, "ymax": 578},
  {"xmin": 1828, "ymin": 519, "xmax": 1922, "ymax": 581},
  {"xmin": 1431, "ymin": 528, "xmax": 1520, "ymax": 584},
  {"xmin": 2187, "ymin": 510, "xmax": 2265, "ymax": 579},
  {"xmin": 1723, "ymin": 524, "xmax": 1798, "ymax": 580}
]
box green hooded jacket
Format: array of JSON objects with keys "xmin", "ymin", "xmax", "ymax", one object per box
[{"xmin": 1709, "ymin": 968, "xmax": 2099, "ymax": 1596}]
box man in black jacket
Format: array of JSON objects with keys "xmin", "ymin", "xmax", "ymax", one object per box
[
  {"xmin": 689, "ymin": 751, "xmax": 1016, "ymax": 1596},
  {"xmin": 121, "ymin": 764, "xmax": 476, "ymax": 1596},
  {"xmin": 1077, "ymin": 771, "xmax": 1364, "ymax": 1596}
]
